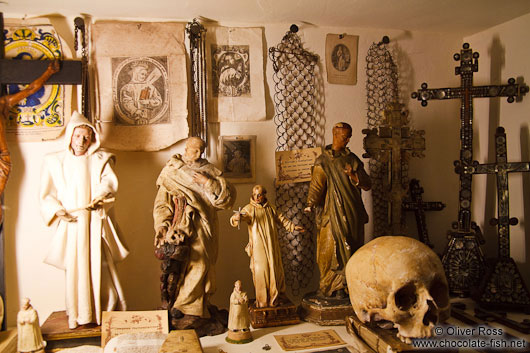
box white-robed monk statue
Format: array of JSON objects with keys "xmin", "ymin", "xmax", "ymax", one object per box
[{"xmin": 40, "ymin": 111, "xmax": 129, "ymax": 329}]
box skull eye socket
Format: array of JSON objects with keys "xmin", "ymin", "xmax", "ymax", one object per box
[
  {"xmin": 395, "ymin": 282, "xmax": 417, "ymax": 311},
  {"xmin": 429, "ymin": 276, "xmax": 450, "ymax": 308}
]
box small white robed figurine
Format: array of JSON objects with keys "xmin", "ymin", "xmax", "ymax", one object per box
[
  {"xmin": 17, "ymin": 298, "xmax": 45, "ymax": 353},
  {"xmin": 40, "ymin": 111, "xmax": 129, "ymax": 329},
  {"xmin": 226, "ymin": 280, "xmax": 252, "ymax": 343}
]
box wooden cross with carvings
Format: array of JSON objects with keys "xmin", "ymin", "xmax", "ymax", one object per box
[
  {"xmin": 472, "ymin": 126, "xmax": 530, "ymax": 311},
  {"xmin": 411, "ymin": 42, "xmax": 528, "ymax": 296},
  {"xmin": 402, "ymin": 178, "xmax": 445, "ymax": 249},
  {"xmin": 362, "ymin": 102, "xmax": 425, "ymax": 235},
  {"xmin": 0, "ymin": 13, "xmax": 84, "ymax": 329}
]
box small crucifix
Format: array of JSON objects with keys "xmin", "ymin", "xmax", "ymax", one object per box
[
  {"xmin": 411, "ymin": 43, "xmax": 528, "ymax": 296},
  {"xmin": 472, "ymin": 126, "xmax": 530, "ymax": 311},
  {"xmin": 363, "ymin": 102, "xmax": 425, "ymax": 235},
  {"xmin": 402, "ymin": 178, "xmax": 445, "ymax": 249}
]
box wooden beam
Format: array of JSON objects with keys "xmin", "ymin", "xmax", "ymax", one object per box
[{"xmin": 0, "ymin": 59, "xmax": 82, "ymax": 84}]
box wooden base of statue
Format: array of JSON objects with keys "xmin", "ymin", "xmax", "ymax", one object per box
[
  {"xmin": 475, "ymin": 257, "xmax": 530, "ymax": 312},
  {"xmin": 169, "ymin": 305, "xmax": 228, "ymax": 338},
  {"xmin": 0, "ymin": 328, "xmax": 17, "ymax": 353},
  {"xmin": 225, "ymin": 329, "xmax": 253, "ymax": 344},
  {"xmin": 300, "ymin": 292, "xmax": 354, "ymax": 325},
  {"xmin": 40, "ymin": 311, "xmax": 100, "ymax": 352},
  {"xmin": 346, "ymin": 315, "xmax": 456, "ymax": 353},
  {"xmin": 248, "ymin": 299, "xmax": 299, "ymax": 328}
]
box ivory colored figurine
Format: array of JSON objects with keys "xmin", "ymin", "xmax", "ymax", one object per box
[
  {"xmin": 226, "ymin": 280, "xmax": 252, "ymax": 344},
  {"xmin": 153, "ymin": 137, "xmax": 235, "ymax": 331},
  {"xmin": 305, "ymin": 122, "xmax": 371, "ymax": 298},
  {"xmin": 230, "ymin": 185, "xmax": 304, "ymax": 308},
  {"xmin": 17, "ymin": 298, "xmax": 46, "ymax": 353},
  {"xmin": 0, "ymin": 60, "xmax": 59, "ymax": 221},
  {"xmin": 40, "ymin": 112, "xmax": 129, "ymax": 329}
]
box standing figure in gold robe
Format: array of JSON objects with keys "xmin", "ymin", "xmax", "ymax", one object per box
[
  {"xmin": 230, "ymin": 185, "xmax": 304, "ymax": 308},
  {"xmin": 305, "ymin": 122, "xmax": 371, "ymax": 298}
]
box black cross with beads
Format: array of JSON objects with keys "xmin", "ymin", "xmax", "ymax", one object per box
[
  {"xmin": 411, "ymin": 43, "xmax": 528, "ymax": 296},
  {"xmin": 472, "ymin": 127, "xmax": 530, "ymax": 311}
]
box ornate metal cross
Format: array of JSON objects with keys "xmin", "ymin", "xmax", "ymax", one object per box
[
  {"xmin": 363, "ymin": 102, "xmax": 425, "ymax": 235},
  {"xmin": 472, "ymin": 127, "xmax": 530, "ymax": 310},
  {"xmin": 411, "ymin": 43, "xmax": 528, "ymax": 296},
  {"xmin": 402, "ymin": 178, "xmax": 446, "ymax": 248}
]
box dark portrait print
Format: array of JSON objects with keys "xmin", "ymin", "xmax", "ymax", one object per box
[
  {"xmin": 223, "ymin": 140, "xmax": 251, "ymax": 178},
  {"xmin": 212, "ymin": 45, "xmax": 251, "ymax": 97}
]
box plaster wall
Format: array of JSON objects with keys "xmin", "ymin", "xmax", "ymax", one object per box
[{"xmin": 1, "ymin": 12, "xmax": 482, "ymax": 327}]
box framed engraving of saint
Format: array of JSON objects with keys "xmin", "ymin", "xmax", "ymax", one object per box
[
  {"xmin": 218, "ymin": 135, "xmax": 256, "ymax": 184},
  {"xmin": 112, "ymin": 56, "xmax": 170, "ymax": 126}
]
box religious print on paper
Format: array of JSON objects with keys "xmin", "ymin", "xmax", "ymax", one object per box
[
  {"xmin": 325, "ymin": 33, "xmax": 358, "ymax": 85},
  {"xmin": 205, "ymin": 26, "xmax": 266, "ymax": 122},
  {"xmin": 112, "ymin": 56, "xmax": 170, "ymax": 126},
  {"xmin": 4, "ymin": 19, "xmax": 72, "ymax": 141},
  {"xmin": 211, "ymin": 45, "xmax": 250, "ymax": 98},
  {"xmin": 92, "ymin": 21, "xmax": 188, "ymax": 151}
]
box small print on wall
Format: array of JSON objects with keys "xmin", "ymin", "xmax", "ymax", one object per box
[
  {"xmin": 218, "ymin": 135, "xmax": 256, "ymax": 184},
  {"xmin": 205, "ymin": 26, "xmax": 266, "ymax": 122},
  {"xmin": 211, "ymin": 45, "xmax": 250, "ymax": 98},
  {"xmin": 325, "ymin": 33, "xmax": 359, "ymax": 85}
]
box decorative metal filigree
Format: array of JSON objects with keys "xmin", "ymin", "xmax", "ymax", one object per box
[
  {"xmin": 74, "ymin": 17, "xmax": 90, "ymax": 120},
  {"xmin": 269, "ymin": 26, "xmax": 322, "ymax": 294},
  {"xmin": 186, "ymin": 19, "xmax": 208, "ymax": 147}
]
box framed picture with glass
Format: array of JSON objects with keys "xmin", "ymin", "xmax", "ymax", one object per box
[{"xmin": 218, "ymin": 135, "xmax": 256, "ymax": 183}]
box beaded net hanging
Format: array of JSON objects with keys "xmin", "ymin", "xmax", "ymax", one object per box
[
  {"xmin": 365, "ymin": 42, "xmax": 404, "ymax": 236},
  {"xmin": 269, "ymin": 28, "xmax": 322, "ymax": 294}
]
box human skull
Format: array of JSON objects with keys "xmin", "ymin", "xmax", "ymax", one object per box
[{"xmin": 346, "ymin": 236, "xmax": 450, "ymax": 343}]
